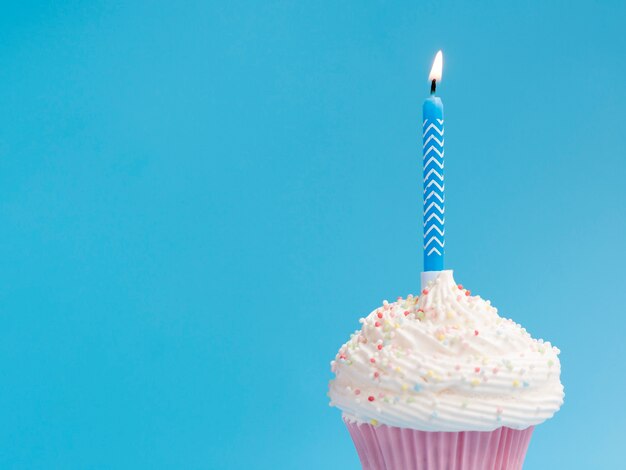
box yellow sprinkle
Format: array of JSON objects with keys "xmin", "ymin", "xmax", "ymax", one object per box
[
  {"xmin": 513, "ymin": 380, "xmax": 520, "ymax": 387},
  {"xmin": 471, "ymin": 379, "xmax": 480, "ymax": 386},
  {"xmin": 436, "ymin": 333, "xmax": 445, "ymax": 341},
  {"xmin": 370, "ymin": 419, "xmax": 378, "ymax": 426},
  {"xmin": 401, "ymin": 384, "xmax": 409, "ymax": 391}
]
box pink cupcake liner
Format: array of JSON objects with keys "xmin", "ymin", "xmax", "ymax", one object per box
[{"xmin": 344, "ymin": 419, "xmax": 534, "ymax": 470}]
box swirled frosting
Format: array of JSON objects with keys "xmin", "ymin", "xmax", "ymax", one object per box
[{"xmin": 328, "ymin": 271, "xmax": 564, "ymax": 432}]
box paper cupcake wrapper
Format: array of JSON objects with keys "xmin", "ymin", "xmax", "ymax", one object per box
[{"xmin": 344, "ymin": 419, "xmax": 534, "ymax": 470}]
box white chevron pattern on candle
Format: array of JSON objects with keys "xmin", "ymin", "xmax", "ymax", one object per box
[{"xmin": 422, "ymin": 118, "xmax": 445, "ymax": 260}]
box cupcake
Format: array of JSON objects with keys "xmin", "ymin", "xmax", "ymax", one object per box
[{"xmin": 328, "ymin": 270, "xmax": 564, "ymax": 470}]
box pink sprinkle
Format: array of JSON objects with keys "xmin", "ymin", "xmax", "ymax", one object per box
[
  {"xmin": 377, "ymin": 312, "xmax": 383, "ymax": 319},
  {"xmin": 374, "ymin": 321, "xmax": 381, "ymax": 327},
  {"xmin": 397, "ymin": 296, "xmax": 402, "ymax": 301},
  {"xmin": 474, "ymin": 330, "xmax": 479, "ymax": 336},
  {"xmin": 354, "ymin": 389, "xmax": 361, "ymax": 395},
  {"xmin": 377, "ymin": 344, "xmax": 383, "ymax": 350},
  {"xmin": 457, "ymin": 284, "xmax": 463, "ymax": 290},
  {"xmin": 493, "ymin": 368, "xmax": 499, "ymax": 374},
  {"xmin": 368, "ymin": 396, "xmax": 375, "ymax": 402},
  {"xmin": 475, "ymin": 367, "xmax": 481, "ymax": 373},
  {"xmin": 422, "ymin": 289, "xmax": 429, "ymax": 295},
  {"xmin": 374, "ymin": 372, "xmax": 380, "ymax": 378},
  {"xmin": 404, "ymin": 310, "xmax": 410, "ymax": 316},
  {"xmin": 465, "ymin": 290, "xmax": 471, "ymax": 296},
  {"xmin": 370, "ymin": 358, "xmax": 376, "ymax": 363}
]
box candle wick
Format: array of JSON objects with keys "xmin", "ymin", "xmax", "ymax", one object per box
[{"xmin": 430, "ymin": 79, "xmax": 437, "ymax": 95}]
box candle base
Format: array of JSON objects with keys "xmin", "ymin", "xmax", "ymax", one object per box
[{"xmin": 421, "ymin": 270, "xmax": 452, "ymax": 290}]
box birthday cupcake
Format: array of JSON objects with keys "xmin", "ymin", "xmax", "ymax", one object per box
[
  {"xmin": 328, "ymin": 51, "xmax": 564, "ymax": 469},
  {"xmin": 328, "ymin": 270, "xmax": 564, "ymax": 470}
]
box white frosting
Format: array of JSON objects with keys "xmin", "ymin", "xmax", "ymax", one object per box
[{"xmin": 328, "ymin": 271, "xmax": 564, "ymax": 432}]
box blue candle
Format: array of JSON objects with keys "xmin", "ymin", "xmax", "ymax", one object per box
[{"xmin": 422, "ymin": 51, "xmax": 444, "ymax": 273}]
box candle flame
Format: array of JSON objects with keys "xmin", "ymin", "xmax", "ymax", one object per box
[{"xmin": 428, "ymin": 50, "xmax": 443, "ymax": 82}]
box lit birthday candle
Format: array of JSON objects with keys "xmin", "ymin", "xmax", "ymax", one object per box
[{"xmin": 422, "ymin": 51, "xmax": 445, "ymax": 276}]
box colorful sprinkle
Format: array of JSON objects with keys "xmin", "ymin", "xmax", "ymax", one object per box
[
  {"xmin": 368, "ymin": 396, "xmax": 375, "ymax": 402},
  {"xmin": 370, "ymin": 419, "xmax": 378, "ymax": 425},
  {"xmin": 474, "ymin": 330, "xmax": 479, "ymax": 336},
  {"xmin": 422, "ymin": 289, "xmax": 429, "ymax": 295}
]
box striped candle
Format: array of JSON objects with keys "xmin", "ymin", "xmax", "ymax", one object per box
[{"xmin": 422, "ymin": 51, "xmax": 445, "ymax": 272}]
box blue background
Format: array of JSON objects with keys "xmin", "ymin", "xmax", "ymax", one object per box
[{"xmin": 1, "ymin": 1, "xmax": 624, "ymax": 469}]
